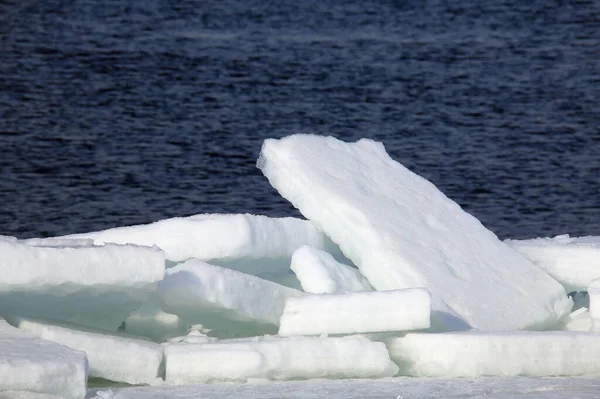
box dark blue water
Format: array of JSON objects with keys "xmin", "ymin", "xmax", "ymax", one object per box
[{"xmin": 1, "ymin": 0, "xmax": 599, "ymax": 240}]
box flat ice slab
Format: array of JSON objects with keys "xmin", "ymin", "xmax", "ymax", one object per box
[
  {"xmin": 163, "ymin": 335, "xmax": 398, "ymax": 383},
  {"xmin": 258, "ymin": 134, "xmax": 571, "ymax": 331},
  {"xmin": 8, "ymin": 317, "xmax": 163, "ymax": 385},
  {"xmin": 279, "ymin": 289, "xmax": 430, "ymax": 336},
  {"xmin": 157, "ymin": 259, "xmax": 302, "ymax": 337},
  {"xmin": 290, "ymin": 245, "xmax": 372, "ymax": 293},
  {"xmin": 385, "ymin": 331, "xmax": 600, "ymax": 377},
  {"xmin": 0, "ymin": 319, "xmax": 87, "ymax": 398},
  {"xmin": 507, "ymin": 235, "xmax": 600, "ymax": 292},
  {"xmin": 0, "ymin": 239, "xmax": 165, "ymax": 331}
]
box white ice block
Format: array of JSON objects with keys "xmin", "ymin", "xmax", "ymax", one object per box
[
  {"xmin": 124, "ymin": 296, "xmax": 186, "ymax": 342},
  {"xmin": 507, "ymin": 235, "xmax": 600, "ymax": 292},
  {"xmin": 290, "ymin": 245, "xmax": 372, "ymax": 293},
  {"xmin": 589, "ymin": 279, "xmax": 600, "ymax": 332},
  {"xmin": 0, "ymin": 239, "xmax": 165, "ymax": 331},
  {"xmin": 63, "ymin": 213, "xmax": 337, "ymax": 262},
  {"xmin": 385, "ymin": 331, "xmax": 600, "ymax": 377},
  {"xmin": 279, "ymin": 289, "xmax": 430, "ymax": 336},
  {"xmin": 157, "ymin": 259, "xmax": 302, "ymax": 337},
  {"xmin": 258, "ymin": 134, "xmax": 571, "ymax": 331},
  {"xmin": 9, "ymin": 317, "xmax": 164, "ymax": 385},
  {"xmin": 163, "ymin": 335, "xmax": 398, "ymax": 383},
  {"xmin": 0, "ymin": 319, "xmax": 87, "ymax": 398},
  {"xmin": 563, "ymin": 308, "xmax": 593, "ymax": 332}
]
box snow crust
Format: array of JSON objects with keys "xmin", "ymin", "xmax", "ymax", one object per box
[
  {"xmin": 8, "ymin": 317, "xmax": 163, "ymax": 384},
  {"xmin": 0, "ymin": 319, "xmax": 87, "ymax": 398},
  {"xmin": 278, "ymin": 289, "xmax": 430, "ymax": 336},
  {"xmin": 163, "ymin": 335, "xmax": 398, "ymax": 383},
  {"xmin": 157, "ymin": 259, "xmax": 302, "ymax": 337},
  {"xmin": 385, "ymin": 331, "xmax": 600, "ymax": 377},
  {"xmin": 0, "ymin": 239, "xmax": 165, "ymax": 331},
  {"xmin": 507, "ymin": 235, "xmax": 600, "ymax": 291},
  {"xmin": 290, "ymin": 245, "xmax": 372, "ymax": 293},
  {"xmin": 258, "ymin": 134, "xmax": 571, "ymax": 331}
]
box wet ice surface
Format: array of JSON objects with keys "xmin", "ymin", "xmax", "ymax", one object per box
[{"xmin": 89, "ymin": 376, "xmax": 600, "ymax": 399}]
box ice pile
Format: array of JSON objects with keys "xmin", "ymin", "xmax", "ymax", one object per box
[
  {"xmin": 2, "ymin": 134, "xmax": 599, "ymax": 397},
  {"xmin": 258, "ymin": 134, "xmax": 571, "ymax": 330}
]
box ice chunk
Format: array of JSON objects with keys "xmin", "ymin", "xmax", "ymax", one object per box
[
  {"xmin": 124, "ymin": 296, "xmax": 186, "ymax": 342},
  {"xmin": 507, "ymin": 235, "xmax": 600, "ymax": 292},
  {"xmin": 157, "ymin": 259, "xmax": 302, "ymax": 337},
  {"xmin": 163, "ymin": 335, "xmax": 398, "ymax": 383},
  {"xmin": 8, "ymin": 317, "xmax": 164, "ymax": 385},
  {"xmin": 589, "ymin": 279, "xmax": 600, "ymax": 332},
  {"xmin": 0, "ymin": 319, "xmax": 87, "ymax": 398},
  {"xmin": 563, "ymin": 308, "xmax": 593, "ymax": 332},
  {"xmin": 384, "ymin": 331, "xmax": 600, "ymax": 377},
  {"xmin": 290, "ymin": 245, "xmax": 372, "ymax": 293},
  {"xmin": 0, "ymin": 239, "xmax": 165, "ymax": 331},
  {"xmin": 279, "ymin": 288, "xmax": 430, "ymax": 336},
  {"xmin": 258, "ymin": 134, "xmax": 571, "ymax": 331}
]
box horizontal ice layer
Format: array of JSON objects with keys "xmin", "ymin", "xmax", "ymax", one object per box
[
  {"xmin": 290, "ymin": 245, "xmax": 372, "ymax": 293},
  {"xmin": 258, "ymin": 134, "xmax": 571, "ymax": 331},
  {"xmin": 157, "ymin": 259, "xmax": 302, "ymax": 337},
  {"xmin": 0, "ymin": 319, "xmax": 87, "ymax": 398},
  {"xmin": 124, "ymin": 296, "xmax": 186, "ymax": 342},
  {"xmin": 507, "ymin": 235, "xmax": 600, "ymax": 292},
  {"xmin": 8, "ymin": 317, "xmax": 164, "ymax": 384},
  {"xmin": 63, "ymin": 213, "xmax": 342, "ymax": 287},
  {"xmin": 279, "ymin": 289, "xmax": 430, "ymax": 336},
  {"xmin": 0, "ymin": 239, "xmax": 165, "ymax": 331},
  {"xmin": 163, "ymin": 335, "xmax": 398, "ymax": 383},
  {"xmin": 385, "ymin": 331, "xmax": 600, "ymax": 377}
]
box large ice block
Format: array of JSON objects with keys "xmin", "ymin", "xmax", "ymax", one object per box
[
  {"xmin": 0, "ymin": 239, "xmax": 165, "ymax": 331},
  {"xmin": 63, "ymin": 214, "xmax": 340, "ymax": 286},
  {"xmin": 258, "ymin": 134, "xmax": 571, "ymax": 331},
  {"xmin": 157, "ymin": 259, "xmax": 302, "ymax": 337},
  {"xmin": 507, "ymin": 235, "xmax": 600, "ymax": 292},
  {"xmin": 385, "ymin": 331, "xmax": 600, "ymax": 377},
  {"xmin": 279, "ymin": 288, "xmax": 430, "ymax": 336},
  {"xmin": 8, "ymin": 317, "xmax": 163, "ymax": 385},
  {"xmin": 290, "ymin": 245, "xmax": 372, "ymax": 293},
  {"xmin": 163, "ymin": 335, "xmax": 398, "ymax": 383},
  {"xmin": 0, "ymin": 319, "xmax": 87, "ymax": 398}
]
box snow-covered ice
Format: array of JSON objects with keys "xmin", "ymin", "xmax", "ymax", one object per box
[
  {"xmin": 157, "ymin": 259, "xmax": 302, "ymax": 337},
  {"xmin": 0, "ymin": 238, "xmax": 165, "ymax": 331},
  {"xmin": 384, "ymin": 331, "xmax": 600, "ymax": 377},
  {"xmin": 290, "ymin": 245, "xmax": 372, "ymax": 293},
  {"xmin": 163, "ymin": 335, "xmax": 398, "ymax": 383},
  {"xmin": 124, "ymin": 296, "xmax": 185, "ymax": 342},
  {"xmin": 507, "ymin": 235, "xmax": 600, "ymax": 292},
  {"xmin": 7, "ymin": 317, "xmax": 163, "ymax": 384},
  {"xmin": 0, "ymin": 319, "xmax": 87, "ymax": 398},
  {"xmin": 279, "ymin": 288, "xmax": 430, "ymax": 336},
  {"xmin": 258, "ymin": 134, "xmax": 571, "ymax": 331}
]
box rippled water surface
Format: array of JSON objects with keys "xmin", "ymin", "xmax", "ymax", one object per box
[{"xmin": 1, "ymin": 0, "xmax": 599, "ymax": 239}]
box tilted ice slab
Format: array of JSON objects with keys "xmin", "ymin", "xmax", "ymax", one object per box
[
  {"xmin": 0, "ymin": 319, "xmax": 87, "ymax": 398},
  {"xmin": 258, "ymin": 134, "xmax": 571, "ymax": 331},
  {"xmin": 8, "ymin": 317, "xmax": 164, "ymax": 385},
  {"xmin": 563, "ymin": 308, "xmax": 593, "ymax": 332},
  {"xmin": 507, "ymin": 235, "xmax": 600, "ymax": 292},
  {"xmin": 279, "ymin": 288, "xmax": 430, "ymax": 336},
  {"xmin": 0, "ymin": 239, "xmax": 165, "ymax": 331},
  {"xmin": 290, "ymin": 245, "xmax": 372, "ymax": 293},
  {"xmin": 384, "ymin": 331, "xmax": 600, "ymax": 377},
  {"xmin": 163, "ymin": 335, "xmax": 398, "ymax": 383},
  {"xmin": 157, "ymin": 259, "xmax": 302, "ymax": 338},
  {"xmin": 590, "ymin": 279, "xmax": 600, "ymax": 332}
]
